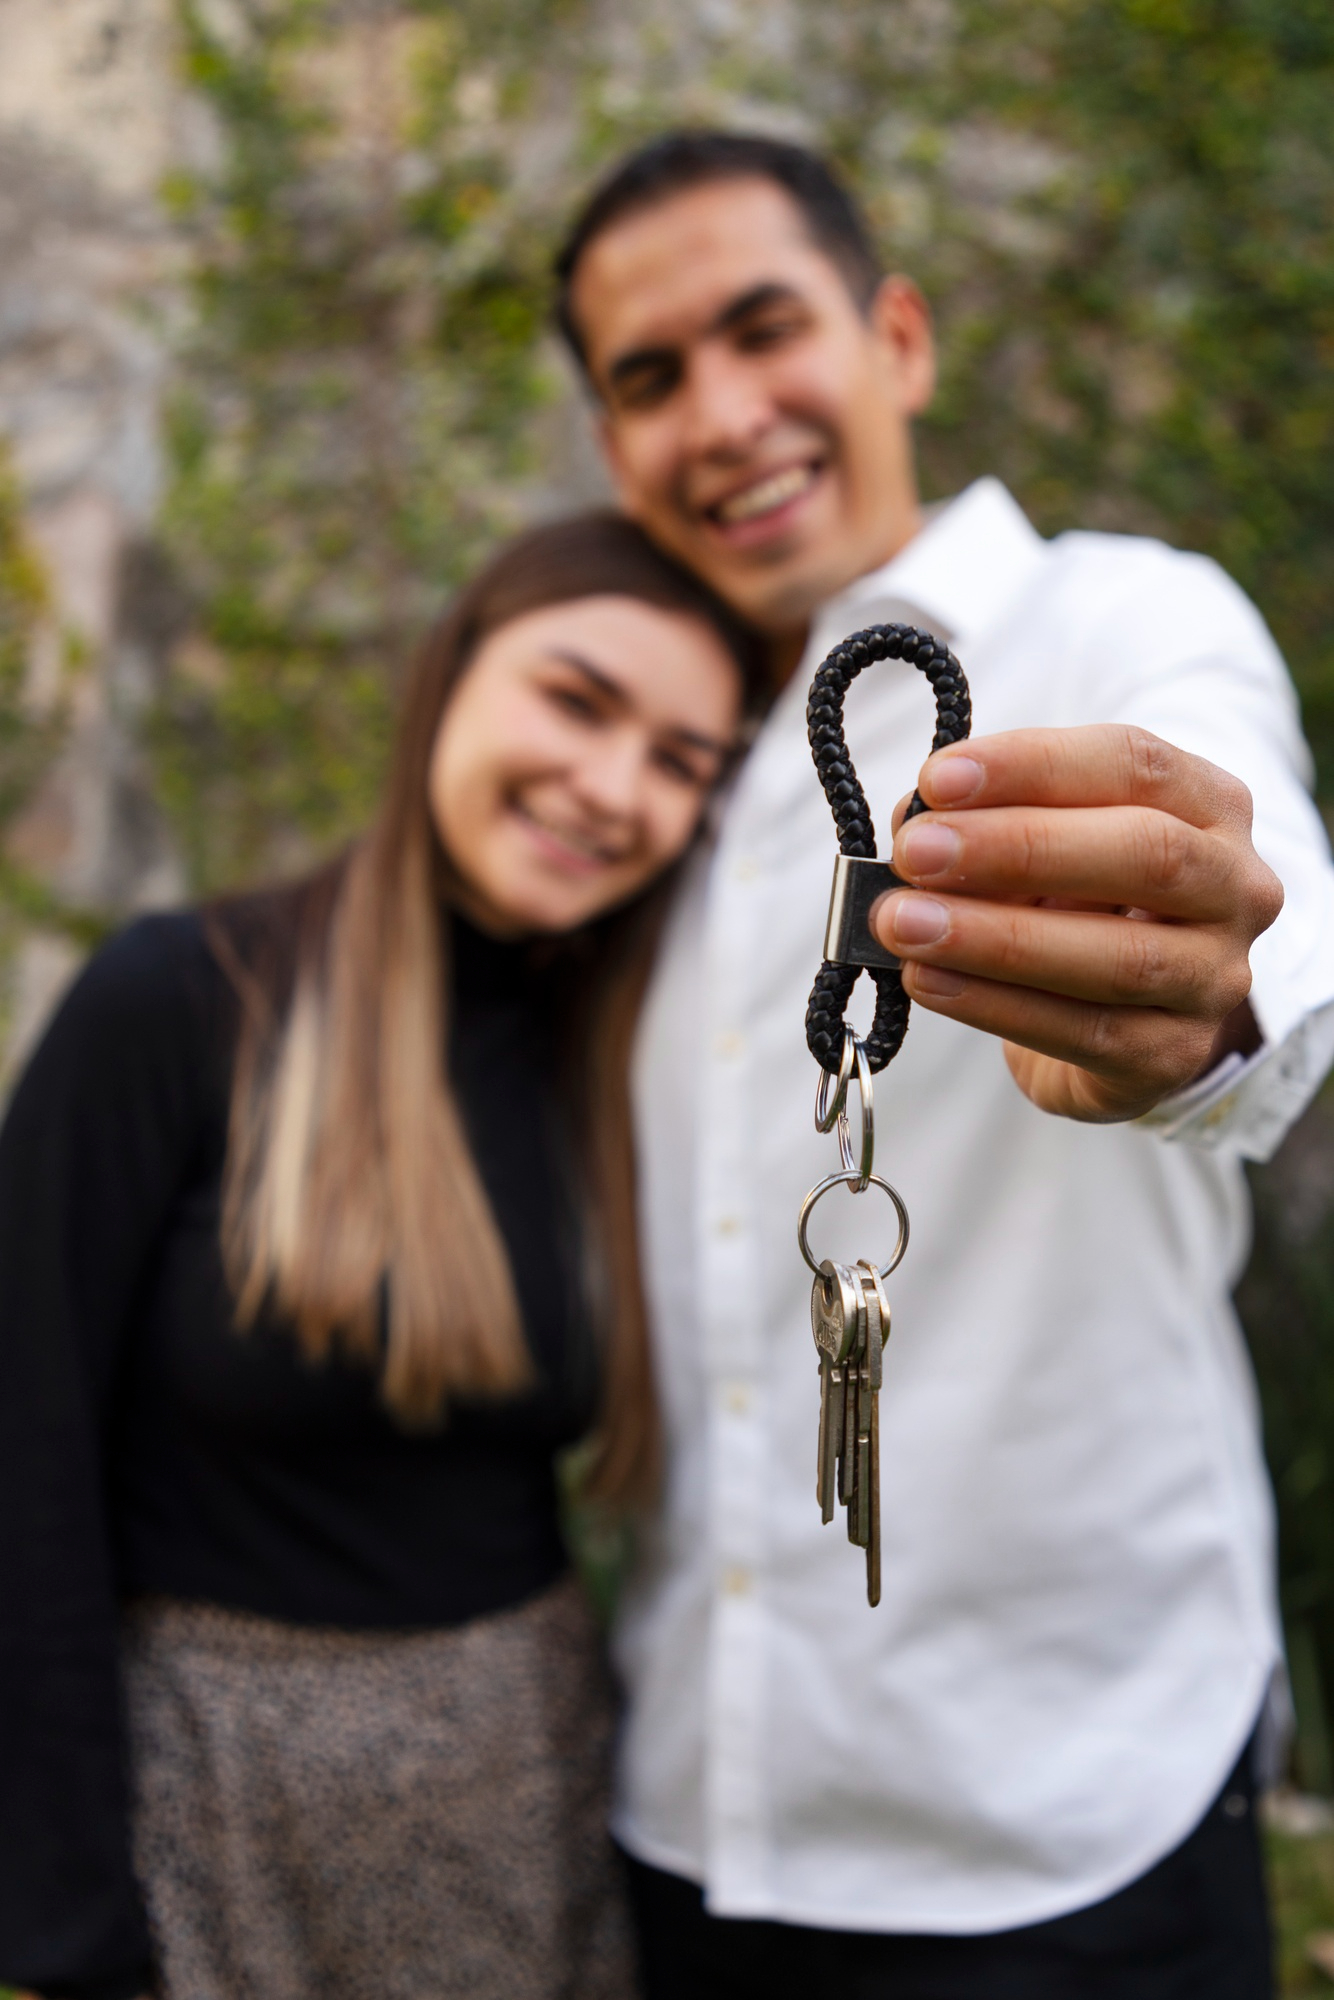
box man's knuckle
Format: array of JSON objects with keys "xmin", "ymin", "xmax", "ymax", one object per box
[
  {"xmin": 1111, "ymin": 921, "xmax": 1173, "ymax": 1000},
  {"xmin": 1013, "ymin": 815, "xmax": 1054, "ymax": 882},
  {"xmin": 1250, "ymin": 858, "xmax": 1284, "ymax": 931},
  {"xmin": 1219, "ymin": 958, "xmax": 1254, "ymax": 1016},
  {"xmin": 1124, "ymin": 726, "xmax": 1174, "ymax": 798},
  {"xmin": 1215, "ymin": 768, "xmax": 1255, "ymax": 828},
  {"xmin": 1134, "ymin": 813, "xmax": 1197, "ymax": 898},
  {"xmin": 1077, "ymin": 1003, "xmax": 1125, "ymax": 1065}
]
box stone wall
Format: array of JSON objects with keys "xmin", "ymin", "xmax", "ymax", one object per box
[{"xmin": 0, "ymin": 0, "xmax": 187, "ymax": 1074}]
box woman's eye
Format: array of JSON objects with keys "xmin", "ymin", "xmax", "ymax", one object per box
[{"xmin": 653, "ymin": 746, "xmax": 714, "ymax": 788}]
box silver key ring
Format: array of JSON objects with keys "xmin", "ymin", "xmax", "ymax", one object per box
[
  {"xmin": 836, "ymin": 1035, "xmax": 874, "ymax": 1190},
  {"xmin": 814, "ymin": 1025, "xmax": 856, "ymax": 1134},
  {"xmin": 797, "ymin": 1171, "xmax": 910, "ymax": 1279}
]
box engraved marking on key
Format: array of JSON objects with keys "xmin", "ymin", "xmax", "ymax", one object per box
[{"xmin": 810, "ymin": 1259, "xmax": 860, "ymax": 1365}]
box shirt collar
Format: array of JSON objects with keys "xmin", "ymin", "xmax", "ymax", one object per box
[{"xmin": 813, "ymin": 476, "xmax": 1050, "ymax": 659}]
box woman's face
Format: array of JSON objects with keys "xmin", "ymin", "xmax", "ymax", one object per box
[{"xmin": 429, "ymin": 593, "xmax": 742, "ymax": 935}]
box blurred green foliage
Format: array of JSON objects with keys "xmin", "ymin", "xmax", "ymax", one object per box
[
  {"xmin": 156, "ymin": 0, "xmax": 569, "ymax": 885},
  {"xmin": 0, "ymin": 447, "xmax": 49, "ymax": 832},
  {"xmin": 1240, "ymin": 1128, "xmax": 1334, "ymax": 1797},
  {"xmin": 158, "ymin": 0, "xmax": 1334, "ymax": 889},
  {"xmin": 779, "ymin": 0, "xmax": 1334, "ymax": 796},
  {"xmin": 0, "ymin": 447, "xmax": 88, "ymax": 994}
]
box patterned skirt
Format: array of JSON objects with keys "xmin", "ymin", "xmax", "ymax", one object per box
[{"xmin": 121, "ymin": 1574, "xmax": 640, "ymax": 2000}]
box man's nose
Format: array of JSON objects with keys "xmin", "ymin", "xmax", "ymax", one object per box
[{"xmin": 680, "ymin": 344, "xmax": 774, "ymax": 459}]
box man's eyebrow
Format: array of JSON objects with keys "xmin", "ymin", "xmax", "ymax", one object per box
[
  {"xmin": 605, "ymin": 280, "xmax": 808, "ymax": 394},
  {"xmin": 547, "ymin": 648, "xmax": 733, "ymax": 758},
  {"xmin": 711, "ymin": 280, "xmax": 806, "ymax": 334}
]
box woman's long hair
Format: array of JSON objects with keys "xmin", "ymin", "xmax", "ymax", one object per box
[{"xmin": 207, "ymin": 512, "xmax": 763, "ymax": 1507}]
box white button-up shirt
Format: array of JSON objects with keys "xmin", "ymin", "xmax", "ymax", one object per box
[{"xmin": 614, "ymin": 478, "xmax": 1334, "ymax": 1933}]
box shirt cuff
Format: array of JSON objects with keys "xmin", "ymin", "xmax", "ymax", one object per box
[{"xmin": 1136, "ymin": 1001, "xmax": 1334, "ymax": 1162}]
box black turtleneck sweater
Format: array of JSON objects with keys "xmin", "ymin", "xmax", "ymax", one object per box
[{"xmin": 0, "ymin": 908, "xmax": 596, "ymax": 2000}]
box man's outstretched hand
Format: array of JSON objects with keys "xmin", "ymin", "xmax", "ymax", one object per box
[{"xmin": 871, "ymin": 725, "xmax": 1284, "ymax": 1124}]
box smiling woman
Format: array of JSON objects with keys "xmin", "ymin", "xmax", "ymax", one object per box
[
  {"xmin": 0, "ymin": 512, "xmax": 762, "ymax": 2000},
  {"xmin": 431, "ymin": 593, "xmax": 737, "ymax": 937}
]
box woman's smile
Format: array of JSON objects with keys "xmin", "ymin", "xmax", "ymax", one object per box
[{"xmin": 508, "ymin": 792, "xmax": 638, "ymax": 874}]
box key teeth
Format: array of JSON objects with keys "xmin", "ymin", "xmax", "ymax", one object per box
[{"xmin": 812, "ymin": 1260, "xmax": 887, "ymax": 1601}]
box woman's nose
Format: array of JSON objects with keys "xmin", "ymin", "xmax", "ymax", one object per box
[{"xmin": 572, "ymin": 736, "xmax": 645, "ymax": 821}]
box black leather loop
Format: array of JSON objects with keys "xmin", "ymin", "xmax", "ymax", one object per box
[{"xmin": 806, "ymin": 623, "xmax": 972, "ymax": 1074}]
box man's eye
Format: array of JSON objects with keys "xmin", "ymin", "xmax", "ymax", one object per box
[
  {"xmin": 548, "ymin": 685, "xmax": 601, "ymax": 721},
  {"xmin": 614, "ymin": 366, "xmax": 679, "ymax": 411},
  {"xmin": 738, "ymin": 314, "xmax": 804, "ymax": 350}
]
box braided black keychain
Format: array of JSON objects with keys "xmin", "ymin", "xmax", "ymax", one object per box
[{"xmin": 805, "ymin": 624, "xmax": 972, "ymax": 1076}]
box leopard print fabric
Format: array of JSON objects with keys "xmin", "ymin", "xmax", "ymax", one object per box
[{"xmin": 121, "ymin": 1575, "xmax": 639, "ymax": 2000}]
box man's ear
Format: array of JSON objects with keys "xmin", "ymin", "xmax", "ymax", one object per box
[{"xmin": 868, "ymin": 274, "xmax": 936, "ymax": 418}]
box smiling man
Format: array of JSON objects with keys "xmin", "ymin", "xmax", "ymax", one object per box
[{"xmin": 554, "ymin": 132, "xmax": 1334, "ymax": 1999}]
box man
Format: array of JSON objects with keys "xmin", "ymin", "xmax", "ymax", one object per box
[{"xmin": 555, "ymin": 132, "xmax": 1334, "ymax": 1997}]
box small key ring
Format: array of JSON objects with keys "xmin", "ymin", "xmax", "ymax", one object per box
[
  {"xmin": 836, "ymin": 1035, "xmax": 875, "ymax": 1191},
  {"xmin": 797, "ymin": 1171, "xmax": 910, "ymax": 1280},
  {"xmin": 814, "ymin": 1025, "xmax": 857, "ymax": 1134}
]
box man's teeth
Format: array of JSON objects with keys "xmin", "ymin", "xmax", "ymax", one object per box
[{"xmin": 717, "ymin": 464, "xmax": 816, "ymax": 525}]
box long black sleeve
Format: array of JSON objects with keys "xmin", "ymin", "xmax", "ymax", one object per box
[
  {"xmin": 0, "ymin": 919, "xmax": 220, "ymax": 2000},
  {"xmin": 0, "ymin": 910, "xmax": 592, "ymax": 2000}
]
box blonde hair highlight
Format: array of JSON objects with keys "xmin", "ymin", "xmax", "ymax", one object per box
[{"xmin": 209, "ymin": 512, "xmax": 762, "ymax": 1501}]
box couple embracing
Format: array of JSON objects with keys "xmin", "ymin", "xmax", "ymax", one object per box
[{"xmin": 4, "ymin": 131, "xmax": 1332, "ymax": 2000}]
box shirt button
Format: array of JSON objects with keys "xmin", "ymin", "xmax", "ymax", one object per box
[
  {"xmin": 715, "ymin": 1030, "xmax": 743, "ymax": 1060},
  {"xmin": 734, "ymin": 857, "xmax": 759, "ymax": 882},
  {"xmin": 715, "ymin": 1215, "xmax": 740, "ymax": 1236},
  {"xmin": 724, "ymin": 1382, "xmax": 750, "ymax": 1415},
  {"xmin": 722, "ymin": 1565, "xmax": 751, "ymax": 1596}
]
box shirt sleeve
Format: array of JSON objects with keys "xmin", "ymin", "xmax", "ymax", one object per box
[
  {"xmin": 0, "ymin": 914, "xmax": 222, "ymax": 2000},
  {"xmin": 1074, "ymin": 542, "xmax": 1334, "ymax": 1161}
]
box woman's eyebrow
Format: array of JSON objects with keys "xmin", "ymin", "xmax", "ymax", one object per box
[
  {"xmin": 547, "ymin": 648, "xmax": 733, "ymax": 758},
  {"xmin": 663, "ymin": 721, "xmax": 735, "ymax": 758},
  {"xmin": 546, "ymin": 648, "xmax": 628, "ymax": 702}
]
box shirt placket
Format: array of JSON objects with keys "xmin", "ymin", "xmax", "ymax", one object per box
[{"xmin": 696, "ymin": 786, "xmax": 775, "ymax": 1911}]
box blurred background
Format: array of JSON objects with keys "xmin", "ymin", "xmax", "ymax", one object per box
[{"xmin": 1, "ymin": 0, "xmax": 1332, "ymax": 1983}]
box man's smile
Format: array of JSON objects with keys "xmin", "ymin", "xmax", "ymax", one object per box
[{"xmin": 700, "ymin": 458, "xmax": 826, "ymax": 548}]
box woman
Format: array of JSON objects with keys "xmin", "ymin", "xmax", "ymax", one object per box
[{"xmin": 0, "ymin": 512, "xmax": 761, "ymax": 2000}]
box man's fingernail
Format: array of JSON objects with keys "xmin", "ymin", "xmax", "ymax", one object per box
[
  {"xmin": 897, "ymin": 822, "xmax": 961, "ymax": 877},
  {"xmin": 926, "ymin": 756, "xmax": 984, "ymax": 804},
  {"xmin": 912, "ymin": 964, "xmax": 967, "ymax": 997},
  {"xmin": 888, "ymin": 894, "xmax": 949, "ymax": 946}
]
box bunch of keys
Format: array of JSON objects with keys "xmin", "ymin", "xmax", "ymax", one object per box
[
  {"xmin": 798, "ymin": 1025, "xmax": 908, "ymax": 1608},
  {"xmin": 798, "ymin": 620, "xmax": 969, "ymax": 1607}
]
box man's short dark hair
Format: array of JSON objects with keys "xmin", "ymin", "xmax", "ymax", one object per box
[{"xmin": 553, "ymin": 129, "xmax": 882, "ymax": 376}]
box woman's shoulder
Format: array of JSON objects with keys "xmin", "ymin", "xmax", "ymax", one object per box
[
  {"xmin": 62, "ymin": 907, "xmax": 227, "ymax": 1032},
  {"xmin": 64, "ymin": 869, "xmax": 330, "ymax": 1037},
  {"xmin": 9, "ymin": 909, "xmax": 233, "ymax": 1123}
]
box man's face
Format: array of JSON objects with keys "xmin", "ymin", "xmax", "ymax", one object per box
[{"xmin": 570, "ymin": 176, "xmax": 936, "ymax": 640}]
